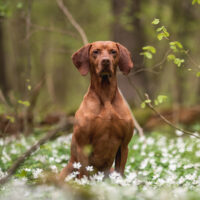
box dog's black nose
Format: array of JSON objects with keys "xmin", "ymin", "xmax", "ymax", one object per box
[{"xmin": 101, "ymin": 58, "xmax": 110, "ymax": 66}]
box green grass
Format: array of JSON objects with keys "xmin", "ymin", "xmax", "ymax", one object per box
[{"xmin": 0, "ymin": 129, "xmax": 200, "ymax": 200}]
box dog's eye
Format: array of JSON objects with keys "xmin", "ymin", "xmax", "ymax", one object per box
[
  {"xmin": 93, "ymin": 49, "xmax": 99, "ymax": 54},
  {"xmin": 110, "ymin": 49, "xmax": 117, "ymax": 54}
]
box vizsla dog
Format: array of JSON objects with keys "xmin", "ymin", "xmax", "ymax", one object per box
[{"xmin": 60, "ymin": 41, "xmax": 134, "ymax": 180}]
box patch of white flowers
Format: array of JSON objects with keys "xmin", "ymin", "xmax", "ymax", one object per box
[{"xmin": 1, "ymin": 131, "xmax": 200, "ymax": 200}]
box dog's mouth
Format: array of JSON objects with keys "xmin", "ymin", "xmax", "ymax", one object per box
[
  {"xmin": 100, "ymin": 72, "xmax": 111, "ymax": 78},
  {"xmin": 99, "ymin": 70, "xmax": 112, "ymax": 85}
]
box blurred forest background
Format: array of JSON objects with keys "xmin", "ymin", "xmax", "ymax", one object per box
[{"xmin": 0, "ymin": 0, "xmax": 200, "ymax": 136}]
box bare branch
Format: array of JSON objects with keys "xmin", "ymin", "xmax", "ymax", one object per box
[
  {"xmin": 127, "ymin": 76, "xmax": 200, "ymax": 139},
  {"xmin": 56, "ymin": 0, "xmax": 88, "ymax": 45},
  {"xmin": 144, "ymin": 93, "xmax": 200, "ymax": 139}
]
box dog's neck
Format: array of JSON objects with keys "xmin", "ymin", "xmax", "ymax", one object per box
[{"xmin": 90, "ymin": 73, "xmax": 118, "ymax": 106}]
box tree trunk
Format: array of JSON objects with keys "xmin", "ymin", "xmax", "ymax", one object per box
[
  {"xmin": 111, "ymin": 0, "xmax": 148, "ymax": 105},
  {"xmin": 0, "ymin": 17, "xmax": 9, "ymax": 99}
]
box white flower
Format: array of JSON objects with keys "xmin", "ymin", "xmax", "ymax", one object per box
[
  {"xmin": 175, "ymin": 130, "xmax": 184, "ymax": 136},
  {"xmin": 91, "ymin": 172, "xmax": 104, "ymax": 182},
  {"xmin": 169, "ymin": 164, "xmax": 176, "ymax": 171},
  {"xmin": 133, "ymin": 144, "xmax": 139, "ymax": 150},
  {"xmin": 195, "ymin": 151, "xmax": 200, "ymax": 157},
  {"xmin": 73, "ymin": 162, "xmax": 82, "ymax": 169},
  {"xmin": 86, "ymin": 166, "xmax": 93, "ymax": 172},
  {"xmin": 148, "ymin": 152, "xmax": 154, "ymax": 157},
  {"xmin": 178, "ymin": 177, "xmax": 185, "ymax": 185},
  {"xmin": 126, "ymin": 172, "xmax": 137, "ymax": 183},
  {"xmin": 50, "ymin": 165, "xmax": 58, "ymax": 173},
  {"xmin": 32, "ymin": 168, "xmax": 43, "ymax": 179},
  {"xmin": 146, "ymin": 137, "xmax": 154, "ymax": 145},
  {"xmin": 65, "ymin": 171, "xmax": 79, "ymax": 181},
  {"xmin": 75, "ymin": 175, "xmax": 89, "ymax": 185},
  {"xmin": 140, "ymin": 159, "xmax": 148, "ymax": 169},
  {"xmin": 183, "ymin": 164, "xmax": 193, "ymax": 169}
]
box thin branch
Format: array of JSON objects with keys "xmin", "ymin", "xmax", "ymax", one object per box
[
  {"xmin": 132, "ymin": 49, "xmax": 171, "ymax": 76},
  {"xmin": 56, "ymin": 0, "xmax": 88, "ymax": 45},
  {"xmin": 0, "ymin": 117, "xmax": 74, "ymax": 185},
  {"xmin": 127, "ymin": 77, "xmax": 200, "ymax": 139},
  {"xmin": 144, "ymin": 93, "xmax": 200, "ymax": 139},
  {"xmin": 25, "ymin": 23, "xmax": 78, "ymax": 40}
]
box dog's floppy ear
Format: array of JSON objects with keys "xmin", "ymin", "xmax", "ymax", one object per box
[
  {"xmin": 116, "ymin": 43, "xmax": 133, "ymax": 75},
  {"xmin": 72, "ymin": 44, "xmax": 91, "ymax": 76}
]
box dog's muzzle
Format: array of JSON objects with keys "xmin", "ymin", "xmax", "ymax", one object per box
[{"xmin": 100, "ymin": 59, "xmax": 112, "ymax": 78}]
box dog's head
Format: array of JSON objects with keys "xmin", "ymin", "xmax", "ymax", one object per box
[{"xmin": 72, "ymin": 41, "xmax": 133, "ymax": 79}]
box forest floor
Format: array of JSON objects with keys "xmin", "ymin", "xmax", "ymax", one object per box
[{"xmin": 0, "ymin": 129, "xmax": 200, "ymax": 200}]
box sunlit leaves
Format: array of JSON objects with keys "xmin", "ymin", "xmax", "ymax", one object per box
[
  {"xmin": 6, "ymin": 115, "xmax": 15, "ymax": 123},
  {"xmin": 169, "ymin": 41, "xmax": 183, "ymax": 52},
  {"xmin": 192, "ymin": 0, "xmax": 200, "ymax": 5},
  {"xmin": 156, "ymin": 26, "xmax": 170, "ymax": 40},
  {"xmin": 152, "ymin": 18, "xmax": 160, "ymax": 25},
  {"xmin": 18, "ymin": 100, "xmax": 30, "ymax": 107},
  {"xmin": 27, "ymin": 85, "xmax": 32, "ymax": 91},
  {"xmin": 140, "ymin": 46, "xmax": 156, "ymax": 59},
  {"xmin": 154, "ymin": 95, "xmax": 168, "ymax": 106},
  {"xmin": 196, "ymin": 72, "xmax": 200, "ymax": 77},
  {"xmin": 141, "ymin": 95, "xmax": 168, "ymax": 108},
  {"xmin": 141, "ymin": 99, "xmax": 151, "ymax": 109},
  {"xmin": 167, "ymin": 54, "xmax": 184, "ymax": 67}
]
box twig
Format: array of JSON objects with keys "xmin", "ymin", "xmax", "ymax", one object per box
[
  {"xmin": 132, "ymin": 49, "xmax": 171, "ymax": 76},
  {"xmin": 25, "ymin": 23, "xmax": 78, "ymax": 40},
  {"xmin": 144, "ymin": 93, "xmax": 200, "ymax": 139},
  {"xmin": 0, "ymin": 117, "xmax": 74, "ymax": 185},
  {"xmin": 56, "ymin": 0, "xmax": 88, "ymax": 45}
]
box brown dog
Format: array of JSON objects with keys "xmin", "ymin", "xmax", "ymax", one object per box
[{"xmin": 60, "ymin": 41, "xmax": 134, "ymax": 180}]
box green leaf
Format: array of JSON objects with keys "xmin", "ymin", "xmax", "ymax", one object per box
[
  {"xmin": 174, "ymin": 58, "xmax": 184, "ymax": 67},
  {"xmin": 18, "ymin": 100, "xmax": 30, "ymax": 107},
  {"xmin": 27, "ymin": 85, "xmax": 32, "ymax": 91},
  {"xmin": 141, "ymin": 102, "xmax": 146, "ymax": 109},
  {"xmin": 169, "ymin": 41, "xmax": 183, "ymax": 52},
  {"xmin": 167, "ymin": 54, "xmax": 176, "ymax": 61},
  {"xmin": 142, "ymin": 46, "xmax": 156, "ymax": 54},
  {"xmin": 192, "ymin": 0, "xmax": 200, "ymax": 4},
  {"xmin": 157, "ymin": 33, "xmax": 164, "ymax": 40},
  {"xmin": 152, "ymin": 18, "xmax": 160, "ymax": 25},
  {"xmin": 196, "ymin": 72, "xmax": 200, "ymax": 77},
  {"xmin": 140, "ymin": 51, "xmax": 152, "ymax": 59},
  {"xmin": 156, "ymin": 26, "xmax": 164, "ymax": 32},
  {"xmin": 157, "ymin": 95, "xmax": 168, "ymax": 104},
  {"xmin": 6, "ymin": 115, "xmax": 15, "ymax": 123}
]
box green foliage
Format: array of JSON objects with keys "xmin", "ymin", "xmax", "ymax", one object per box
[
  {"xmin": 154, "ymin": 95, "xmax": 168, "ymax": 106},
  {"xmin": 18, "ymin": 100, "xmax": 30, "ymax": 107},
  {"xmin": 192, "ymin": 0, "xmax": 200, "ymax": 5},
  {"xmin": 140, "ymin": 46, "xmax": 156, "ymax": 59},
  {"xmin": 152, "ymin": 18, "xmax": 160, "ymax": 25},
  {"xmin": 196, "ymin": 72, "xmax": 200, "ymax": 77},
  {"xmin": 5, "ymin": 115, "xmax": 15, "ymax": 123},
  {"xmin": 167, "ymin": 54, "xmax": 184, "ymax": 67},
  {"xmin": 1, "ymin": 132, "xmax": 200, "ymax": 199},
  {"xmin": 141, "ymin": 99, "xmax": 151, "ymax": 108},
  {"xmin": 141, "ymin": 95, "xmax": 168, "ymax": 108},
  {"xmin": 156, "ymin": 26, "xmax": 170, "ymax": 40},
  {"xmin": 169, "ymin": 41, "xmax": 183, "ymax": 52}
]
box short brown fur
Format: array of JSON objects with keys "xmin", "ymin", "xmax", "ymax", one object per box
[{"xmin": 60, "ymin": 41, "xmax": 134, "ymax": 180}]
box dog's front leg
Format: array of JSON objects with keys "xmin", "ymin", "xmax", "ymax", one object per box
[
  {"xmin": 115, "ymin": 145, "xmax": 128, "ymax": 176},
  {"xmin": 77, "ymin": 145, "xmax": 89, "ymax": 178}
]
